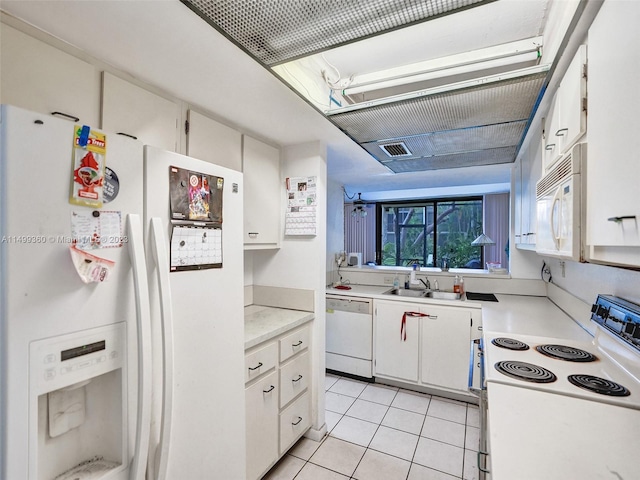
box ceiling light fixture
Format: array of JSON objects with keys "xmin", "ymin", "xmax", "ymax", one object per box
[
  {"xmin": 339, "ymin": 37, "xmax": 543, "ymax": 97},
  {"xmin": 351, "ymin": 193, "xmax": 368, "ymax": 218}
]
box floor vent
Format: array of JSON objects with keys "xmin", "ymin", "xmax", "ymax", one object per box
[{"xmin": 380, "ymin": 142, "xmax": 412, "ymax": 158}]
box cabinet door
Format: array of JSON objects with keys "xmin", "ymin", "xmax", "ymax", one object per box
[
  {"xmin": 373, "ymin": 300, "xmax": 420, "ymax": 383},
  {"xmin": 555, "ymin": 45, "xmax": 587, "ymax": 155},
  {"xmin": 101, "ymin": 72, "xmax": 180, "ymax": 152},
  {"xmin": 517, "ymin": 133, "xmax": 541, "ymax": 248},
  {"xmin": 0, "ymin": 24, "xmax": 101, "ymax": 126},
  {"xmin": 587, "ymin": 2, "xmax": 640, "ymax": 255},
  {"xmin": 186, "ymin": 109, "xmax": 241, "ymax": 170},
  {"xmin": 420, "ymin": 306, "xmax": 472, "ymax": 393},
  {"xmin": 246, "ymin": 370, "xmax": 279, "ymax": 480},
  {"xmin": 542, "ymin": 93, "xmax": 561, "ymax": 171},
  {"xmin": 514, "ymin": 155, "xmax": 524, "ymax": 246},
  {"xmin": 243, "ymin": 135, "xmax": 281, "ymax": 248}
]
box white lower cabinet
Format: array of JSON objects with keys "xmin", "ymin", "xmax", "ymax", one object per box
[
  {"xmin": 245, "ymin": 323, "xmax": 312, "ymax": 480},
  {"xmin": 279, "ymin": 391, "xmax": 311, "ymax": 455},
  {"xmin": 245, "ymin": 370, "xmax": 279, "ymax": 480},
  {"xmin": 373, "ymin": 300, "xmax": 421, "ymax": 382},
  {"xmin": 374, "ymin": 299, "xmax": 478, "ymax": 397},
  {"xmin": 280, "ymin": 351, "xmax": 310, "ymax": 408},
  {"xmin": 420, "ymin": 305, "xmax": 472, "ymax": 393}
]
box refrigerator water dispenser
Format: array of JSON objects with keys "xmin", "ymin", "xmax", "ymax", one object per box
[{"xmin": 29, "ymin": 323, "xmax": 128, "ymax": 480}]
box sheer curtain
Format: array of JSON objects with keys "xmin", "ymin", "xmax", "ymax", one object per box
[
  {"xmin": 344, "ymin": 203, "xmax": 376, "ymax": 264},
  {"xmin": 484, "ymin": 193, "xmax": 510, "ymax": 270}
]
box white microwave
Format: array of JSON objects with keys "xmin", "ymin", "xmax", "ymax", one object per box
[{"xmin": 535, "ymin": 143, "xmax": 586, "ymax": 261}]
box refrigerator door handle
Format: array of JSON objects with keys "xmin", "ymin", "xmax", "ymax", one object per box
[
  {"xmin": 150, "ymin": 217, "xmax": 175, "ymax": 480},
  {"xmin": 127, "ymin": 214, "xmax": 153, "ymax": 480}
]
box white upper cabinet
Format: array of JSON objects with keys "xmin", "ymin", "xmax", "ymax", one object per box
[
  {"xmin": 515, "ymin": 124, "xmax": 542, "ymax": 249},
  {"xmin": 186, "ymin": 109, "xmax": 242, "ymax": 170},
  {"xmin": 101, "ymin": 72, "xmax": 180, "ymax": 152},
  {"xmin": 542, "ymin": 45, "xmax": 587, "ymax": 172},
  {"xmin": 586, "ymin": 1, "xmax": 640, "ymax": 266},
  {"xmin": 0, "ymin": 24, "xmax": 101, "ymax": 126},
  {"xmin": 243, "ymin": 135, "xmax": 281, "ymax": 249}
]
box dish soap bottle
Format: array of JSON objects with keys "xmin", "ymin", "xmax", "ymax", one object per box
[
  {"xmin": 453, "ymin": 274, "xmax": 461, "ymax": 294},
  {"xmin": 393, "ymin": 275, "xmax": 399, "ymax": 288}
]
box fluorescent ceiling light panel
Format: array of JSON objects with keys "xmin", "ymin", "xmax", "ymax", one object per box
[
  {"xmin": 344, "ymin": 36, "xmax": 542, "ymax": 92},
  {"xmin": 343, "ymin": 50, "xmax": 541, "ymax": 95}
]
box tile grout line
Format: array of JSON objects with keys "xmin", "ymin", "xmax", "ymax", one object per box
[{"xmin": 321, "ymin": 376, "xmax": 473, "ymax": 480}]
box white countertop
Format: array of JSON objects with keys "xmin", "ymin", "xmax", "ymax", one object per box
[
  {"xmin": 481, "ymin": 294, "xmax": 593, "ymax": 341},
  {"xmin": 244, "ymin": 305, "xmax": 314, "ymax": 350}
]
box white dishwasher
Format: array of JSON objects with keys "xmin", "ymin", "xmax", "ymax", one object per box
[{"xmin": 326, "ymin": 295, "xmax": 373, "ymax": 378}]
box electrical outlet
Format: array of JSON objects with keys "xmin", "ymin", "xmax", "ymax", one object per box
[{"xmin": 384, "ymin": 276, "xmax": 394, "ymax": 285}]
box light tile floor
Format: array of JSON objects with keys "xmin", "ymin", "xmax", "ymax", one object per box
[{"xmin": 263, "ymin": 374, "xmax": 480, "ymax": 480}]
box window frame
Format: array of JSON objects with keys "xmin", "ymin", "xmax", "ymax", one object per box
[{"xmin": 375, "ymin": 196, "xmax": 485, "ymax": 268}]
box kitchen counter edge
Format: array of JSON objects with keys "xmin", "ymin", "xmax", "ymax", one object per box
[
  {"xmin": 245, "ymin": 305, "xmax": 314, "ymax": 350},
  {"xmin": 326, "ymin": 285, "xmax": 483, "ymax": 309}
]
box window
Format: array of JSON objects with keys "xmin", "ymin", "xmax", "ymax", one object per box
[{"xmin": 377, "ymin": 197, "xmax": 484, "ymax": 268}]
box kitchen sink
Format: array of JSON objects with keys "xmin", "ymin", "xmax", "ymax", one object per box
[
  {"xmin": 384, "ymin": 288, "xmax": 427, "ymax": 298},
  {"xmin": 384, "ymin": 288, "xmax": 461, "ymax": 300},
  {"xmin": 425, "ymin": 291, "xmax": 461, "ymax": 300}
]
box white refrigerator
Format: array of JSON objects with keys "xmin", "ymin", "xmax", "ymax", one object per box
[
  {"xmin": 0, "ymin": 106, "xmax": 246, "ymax": 480},
  {"xmin": 143, "ymin": 146, "xmax": 246, "ymax": 480}
]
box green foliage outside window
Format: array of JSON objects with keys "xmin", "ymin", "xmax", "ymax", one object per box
[{"xmin": 380, "ymin": 199, "xmax": 483, "ymax": 268}]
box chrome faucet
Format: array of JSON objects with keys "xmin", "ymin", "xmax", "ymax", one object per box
[{"xmin": 419, "ymin": 277, "xmax": 430, "ymax": 290}]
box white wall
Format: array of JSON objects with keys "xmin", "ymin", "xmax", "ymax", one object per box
[
  {"xmin": 541, "ymin": 256, "xmax": 640, "ymax": 306},
  {"xmin": 253, "ymin": 141, "xmax": 328, "ymax": 437}
]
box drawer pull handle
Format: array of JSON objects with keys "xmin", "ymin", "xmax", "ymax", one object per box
[
  {"xmin": 477, "ymin": 451, "xmax": 491, "ymax": 473},
  {"xmin": 555, "ymin": 128, "xmax": 568, "ymax": 136},
  {"xmin": 51, "ymin": 111, "xmax": 80, "ymax": 122},
  {"xmin": 292, "ymin": 416, "xmax": 303, "ymax": 426},
  {"xmin": 292, "ymin": 374, "xmax": 303, "ymax": 383},
  {"xmin": 263, "ymin": 385, "xmax": 275, "ymax": 393},
  {"xmin": 248, "ymin": 362, "xmax": 263, "ymax": 371},
  {"xmin": 292, "ymin": 340, "xmax": 303, "ymax": 347},
  {"xmin": 248, "ymin": 232, "xmax": 259, "ymax": 238},
  {"xmin": 545, "ymin": 143, "xmax": 555, "ymax": 151}
]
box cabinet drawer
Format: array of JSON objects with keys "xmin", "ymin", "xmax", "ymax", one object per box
[
  {"xmin": 245, "ymin": 342, "xmax": 277, "ymax": 384},
  {"xmin": 245, "ymin": 371, "xmax": 279, "ymax": 480},
  {"xmin": 279, "ymin": 325, "xmax": 310, "ymax": 363},
  {"xmin": 279, "ymin": 351, "xmax": 310, "ymax": 408},
  {"xmin": 279, "ymin": 391, "xmax": 311, "ymax": 455}
]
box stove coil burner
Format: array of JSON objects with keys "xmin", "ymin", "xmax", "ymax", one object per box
[
  {"xmin": 494, "ymin": 361, "xmax": 557, "ymax": 383},
  {"xmin": 567, "ymin": 374, "xmax": 631, "ymax": 397},
  {"xmin": 536, "ymin": 344, "xmax": 598, "ymax": 362},
  {"xmin": 491, "ymin": 338, "xmax": 530, "ymax": 351}
]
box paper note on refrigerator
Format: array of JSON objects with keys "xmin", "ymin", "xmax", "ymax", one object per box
[
  {"xmin": 170, "ymin": 225, "xmax": 222, "ymax": 271},
  {"xmin": 70, "ymin": 210, "xmax": 123, "ymax": 250}
]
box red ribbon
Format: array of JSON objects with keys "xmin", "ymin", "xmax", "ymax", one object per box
[{"xmin": 401, "ymin": 311, "xmax": 428, "ymax": 341}]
